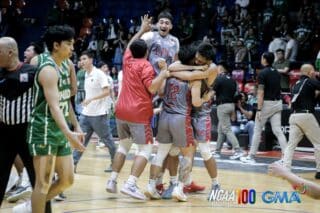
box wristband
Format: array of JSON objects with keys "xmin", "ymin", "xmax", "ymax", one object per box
[
  {"xmin": 292, "ymin": 183, "xmax": 307, "ymax": 194},
  {"xmin": 257, "ymin": 109, "xmax": 261, "ymax": 111}
]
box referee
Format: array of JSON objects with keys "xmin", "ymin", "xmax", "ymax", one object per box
[
  {"xmin": 283, "ymin": 64, "xmax": 320, "ymax": 179},
  {"xmin": 0, "ymin": 37, "xmax": 51, "ymax": 212}
]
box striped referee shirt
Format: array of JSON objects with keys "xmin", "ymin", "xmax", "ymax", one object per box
[{"xmin": 0, "ymin": 63, "xmax": 36, "ymax": 125}]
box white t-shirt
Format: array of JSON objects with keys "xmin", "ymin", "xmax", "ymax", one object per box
[
  {"xmin": 82, "ymin": 66, "xmax": 110, "ymax": 116},
  {"xmin": 285, "ymin": 39, "xmax": 298, "ymax": 61},
  {"xmin": 117, "ymin": 70, "xmax": 123, "ymax": 96},
  {"xmin": 106, "ymin": 74, "xmax": 114, "ymax": 114}
]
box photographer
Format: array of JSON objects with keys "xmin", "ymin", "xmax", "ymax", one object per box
[{"xmin": 229, "ymin": 92, "xmax": 255, "ymax": 148}]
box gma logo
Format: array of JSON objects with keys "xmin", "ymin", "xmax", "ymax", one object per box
[{"xmin": 262, "ymin": 191, "xmax": 301, "ymax": 204}]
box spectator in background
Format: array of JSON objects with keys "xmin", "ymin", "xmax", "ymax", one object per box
[
  {"xmin": 235, "ymin": 0, "xmax": 249, "ymax": 19},
  {"xmin": 193, "ymin": 0, "xmax": 214, "ymax": 40},
  {"xmin": 110, "ymin": 66, "xmax": 118, "ymax": 81},
  {"xmin": 316, "ymin": 50, "xmax": 320, "ymax": 71},
  {"xmin": 294, "ymin": 18, "xmax": 312, "ymax": 61},
  {"xmin": 268, "ymin": 32, "xmax": 286, "ymax": 61},
  {"xmin": 75, "ymin": 61, "xmax": 86, "ymax": 117},
  {"xmin": 176, "ymin": 12, "xmax": 194, "ymax": 45},
  {"xmin": 129, "ymin": 17, "xmax": 141, "ymax": 35},
  {"xmin": 234, "ymin": 38, "xmax": 247, "ymax": 69},
  {"xmin": 273, "ymin": 49, "xmax": 290, "ymax": 92},
  {"xmin": 112, "ymin": 29, "xmax": 127, "ymax": 71},
  {"xmin": 285, "ymin": 32, "xmax": 298, "ymax": 63}
]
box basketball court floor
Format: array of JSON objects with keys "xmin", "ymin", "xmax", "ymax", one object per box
[{"xmin": 1, "ymin": 137, "xmax": 319, "ymax": 213}]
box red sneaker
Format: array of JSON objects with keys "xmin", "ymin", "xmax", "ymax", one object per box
[
  {"xmin": 183, "ymin": 181, "xmax": 205, "ymax": 193},
  {"xmin": 156, "ymin": 183, "xmax": 165, "ymax": 195}
]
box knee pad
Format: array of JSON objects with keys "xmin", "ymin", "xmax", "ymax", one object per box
[
  {"xmin": 137, "ymin": 144, "xmax": 153, "ymax": 160},
  {"xmin": 151, "ymin": 143, "xmax": 172, "ymax": 167},
  {"xmin": 178, "ymin": 156, "xmax": 192, "ymax": 183},
  {"xmin": 198, "ymin": 143, "xmax": 212, "ymax": 161},
  {"xmin": 169, "ymin": 146, "xmax": 180, "ymax": 156},
  {"xmin": 117, "ymin": 139, "xmax": 132, "ymax": 156}
]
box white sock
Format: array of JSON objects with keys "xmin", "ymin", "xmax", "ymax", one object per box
[
  {"xmin": 184, "ymin": 175, "xmax": 192, "ymax": 186},
  {"xmin": 177, "ymin": 181, "xmax": 184, "ymax": 190},
  {"xmin": 127, "ymin": 175, "xmax": 138, "ymax": 186},
  {"xmin": 21, "ymin": 168, "xmax": 30, "ymax": 187},
  {"xmin": 212, "ymin": 178, "xmax": 218, "ymax": 186},
  {"xmin": 110, "ymin": 172, "xmax": 119, "ymax": 181},
  {"xmin": 156, "ymin": 172, "xmax": 164, "ymax": 185},
  {"xmin": 170, "ymin": 176, "xmax": 177, "ymax": 185},
  {"xmin": 149, "ymin": 179, "xmax": 156, "ymax": 188}
]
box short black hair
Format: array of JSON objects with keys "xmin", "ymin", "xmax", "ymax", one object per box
[
  {"xmin": 275, "ymin": 48, "xmax": 284, "ymax": 53},
  {"xmin": 43, "ymin": 25, "xmax": 75, "ymax": 52},
  {"xmin": 158, "ymin": 11, "xmax": 173, "ymax": 23},
  {"xmin": 129, "ymin": 39, "xmax": 147, "ymax": 58},
  {"xmin": 30, "ymin": 42, "xmax": 44, "ymax": 55},
  {"xmin": 197, "ymin": 42, "xmax": 215, "ymax": 61},
  {"xmin": 262, "ymin": 52, "xmax": 275, "ymax": 65},
  {"xmin": 178, "ymin": 44, "xmax": 197, "ymax": 65},
  {"xmin": 97, "ymin": 61, "xmax": 107, "ymax": 68},
  {"xmin": 80, "ymin": 50, "xmax": 95, "ymax": 59},
  {"xmin": 217, "ymin": 60, "xmax": 230, "ymax": 73}
]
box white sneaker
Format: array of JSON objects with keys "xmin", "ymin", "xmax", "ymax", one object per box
[
  {"xmin": 229, "ymin": 151, "xmax": 245, "ymax": 160},
  {"xmin": 106, "ymin": 179, "xmax": 117, "ymax": 193},
  {"xmin": 144, "ymin": 184, "xmax": 161, "ymax": 200},
  {"xmin": 212, "ymin": 152, "xmax": 221, "ymax": 159},
  {"xmin": 12, "ymin": 200, "xmax": 32, "ymax": 213},
  {"xmin": 120, "ymin": 182, "xmax": 146, "ymax": 200},
  {"xmin": 54, "ymin": 193, "xmax": 67, "ymax": 201},
  {"xmin": 7, "ymin": 186, "xmax": 32, "ymax": 203},
  {"xmin": 273, "ymin": 159, "xmax": 284, "ymax": 164},
  {"xmin": 96, "ymin": 141, "xmax": 105, "ymax": 148},
  {"xmin": 172, "ymin": 186, "xmax": 187, "ymax": 202},
  {"xmin": 240, "ymin": 155, "xmax": 256, "ymax": 164}
]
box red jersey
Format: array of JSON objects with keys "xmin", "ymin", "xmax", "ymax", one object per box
[{"xmin": 115, "ymin": 50, "xmax": 155, "ymax": 124}]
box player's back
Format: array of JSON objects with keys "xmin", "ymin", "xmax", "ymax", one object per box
[{"xmin": 162, "ymin": 77, "xmax": 191, "ymax": 115}]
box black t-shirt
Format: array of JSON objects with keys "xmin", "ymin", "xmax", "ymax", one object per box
[
  {"xmin": 291, "ymin": 75, "xmax": 320, "ymax": 113},
  {"xmin": 258, "ymin": 66, "xmax": 281, "ymax": 100},
  {"xmin": 213, "ymin": 73, "xmax": 237, "ymax": 105}
]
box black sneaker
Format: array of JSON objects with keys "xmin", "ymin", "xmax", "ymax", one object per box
[
  {"xmin": 54, "ymin": 193, "xmax": 66, "ymax": 201},
  {"xmin": 315, "ymin": 172, "xmax": 320, "ymax": 179},
  {"xmin": 104, "ymin": 165, "xmax": 113, "ymax": 173}
]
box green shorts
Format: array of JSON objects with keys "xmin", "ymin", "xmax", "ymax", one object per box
[{"xmin": 29, "ymin": 142, "xmax": 72, "ymax": 157}]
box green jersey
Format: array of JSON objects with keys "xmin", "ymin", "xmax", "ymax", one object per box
[{"xmin": 28, "ymin": 53, "xmax": 71, "ymax": 146}]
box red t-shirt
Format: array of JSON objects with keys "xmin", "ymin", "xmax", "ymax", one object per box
[{"xmin": 115, "ymin": 50, "xmax": 155, "ymax": 124}]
